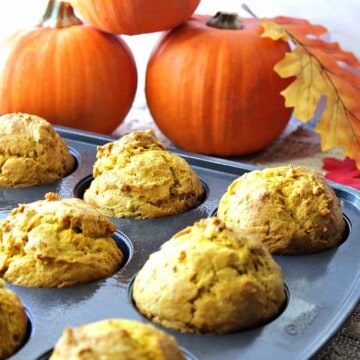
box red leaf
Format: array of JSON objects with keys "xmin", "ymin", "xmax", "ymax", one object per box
[{"xmin": 322, "ymin": 157, "xmax": 360, "ymax": 189}]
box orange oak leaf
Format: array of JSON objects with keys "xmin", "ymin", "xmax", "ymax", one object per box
[{"xmin": 260, "ymin": 16, "xmax": 360, "ymax": 167}]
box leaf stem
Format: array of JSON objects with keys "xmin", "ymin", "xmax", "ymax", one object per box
[{"xmin": 281, "ymin": 28, "xmax": 360, "ymax": 151}]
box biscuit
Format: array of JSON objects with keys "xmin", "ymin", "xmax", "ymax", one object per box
[
  {"xmin": 133, "ymin": 217, "xmax": 285, "ymax": 334},
  {"xmin": 0, "ymin": 279, "xmax": 28, "ymax": 359},
  {"xmin": 218, "ymin": 165, "xmax": 346, "ymax": 254},
  {"xmin": 0, "ymin": 193, "xmax": 123, "ymax": 287},
  {"xmin": 83, "ymin": 129, "xmax": 204, "ymax": 219},
  {"xmin": 0, "ymin": 113, "xmax": 75, "ymax": 187},
  {"xmin": 49, "ymin": 318, "xmax": 186, "ymax": 360}
]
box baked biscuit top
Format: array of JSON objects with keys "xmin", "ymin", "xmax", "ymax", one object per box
[
  {"xmin": 0, "ymin": 113, "xmax": 74, "ymax": 187},
  {"xmin": 84, "ymin": 130, "xmax": 204, "ymax": 219},
  {"xmin": 0, "ymin": 193, "xmax": 122, "ymax": 287}
]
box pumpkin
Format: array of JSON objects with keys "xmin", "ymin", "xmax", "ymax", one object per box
[
  {"xmin": 69, "ymin": 0, "xmax": 201, "ymax": 35},
  {"xmin": 0, "ymin": 0, "xmax": 137, "ymax": 134},
  {"xmin": 145, "ymin": 12, "xmax": 294, "ymax": 156}
]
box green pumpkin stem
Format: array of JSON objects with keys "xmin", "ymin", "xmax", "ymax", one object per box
[
  {"xmin": 206, "ymin": 12, "xmax": 244, "ymax": 30},
  {"xmin": 39, "ymin": 0, "xmax": 82, "ymax": 28}
]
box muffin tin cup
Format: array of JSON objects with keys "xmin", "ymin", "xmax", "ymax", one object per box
[{"xmin": 4, "ymin": 126, "xmax": 360, "ymax": 360}]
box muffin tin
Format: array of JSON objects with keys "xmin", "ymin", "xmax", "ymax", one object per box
[{"xmin": 4, "ymin": 126, "xmax": 360, "ymax": 360}]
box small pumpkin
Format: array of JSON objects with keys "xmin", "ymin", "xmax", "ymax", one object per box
[
  {"xmin": 69, "ymin": 0, "xmax": 201, "ymax": 35},
  {"xmin": 145, "ymin": 12, "xmax": 294, "ymax": 156},
  {"xmin": 0, "ymin": 0, "xmax": 137, "ymax": 134}
]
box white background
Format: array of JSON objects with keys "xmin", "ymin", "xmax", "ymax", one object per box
[{"xmin": 0, "ymin": 0, "xmax": 358, "ymax": 104}]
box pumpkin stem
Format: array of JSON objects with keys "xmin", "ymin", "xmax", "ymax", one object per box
[
  {"xmin": 39, "ymin": 0, "xmax": 83, "ymax": 28},
  {"xmin": 206, "ymin": 12, "xmax": 244, "ymax": 30}
]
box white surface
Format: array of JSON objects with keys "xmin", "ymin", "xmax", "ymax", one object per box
[{"xmin": 0, "ymin": 0, "xmax": 358, "ymax": 105}]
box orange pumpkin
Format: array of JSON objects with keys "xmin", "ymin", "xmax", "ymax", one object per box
[
  {"xmin": 145, "ymin": 13, "xmax": 294, "ymax": 156},
  {"xmin": 69, "ymin": 0, "xmax": 201, "ymax": 35},
  {"xmin": 0, "ymin": 0, "xmax": 137, "ymax": 134}
]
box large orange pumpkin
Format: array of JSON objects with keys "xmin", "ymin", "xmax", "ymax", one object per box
[
  {"xmin": 145, "ymin": 13, "xmax": 294, "ymax": 156},
  {"xmin": 0, "ymin": 0, "xmax": 137, "ymax": 134},
  {"xmin": 69, "ymin": 0, "xmax": 201, "ymax": 35}
]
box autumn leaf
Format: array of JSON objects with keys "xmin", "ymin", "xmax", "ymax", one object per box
[
  {"xmin": 323, "ymin": 156, "xmax": 360, "ymax": 190},
  {"xmin": 260, "ymin": 16, "xmax": 360, "ymax": 167}
]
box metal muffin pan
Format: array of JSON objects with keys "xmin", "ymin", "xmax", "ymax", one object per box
[{"xmin": 3, "ymin": 126, "xmax": 360, "ymax": 360}]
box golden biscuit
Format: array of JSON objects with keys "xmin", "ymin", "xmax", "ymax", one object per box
[
  {"xmin": 0, "ymin": 279, "xmax": 28, "ymax": 359},
  {"xmin": 0, "ymin": 193, "xmax": 123, "ymax": 287},
  {"xmin": 50, "ymin": 318, "xmax": 186, "ymax": 360},
  {"xmin": 133, "ymin": 217, "xmax": 285, "ymax": 334},
  {"xmin": 0, "ymin": 113, "xmax": 74, "ymax": 187},
  {"xmin": 84, "ymin": 129, "xmax": 204, "ymax": 219},
  {"xmin": 218, "ymin": 165, "xmax": 346, "ymax": 254}
]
